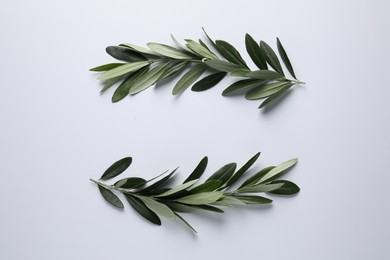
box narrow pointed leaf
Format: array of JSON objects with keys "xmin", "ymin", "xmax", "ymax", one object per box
[
  {"xmin": 129, "ymin": 63, "xmax": 169, "ymax": 94},
  {"xmin": 206, "ymin": 163, "xmax": 237, "ymax": 185},
  {"xmin": 245, "ymin": 34, "xmax": 267, "ymax": 69},
  {"xmin": 100, "ymin": 157, "xmax": 132, "ymax": 180},
  {"xmin": 204, "ymin": 60, "xmax": 245, "ymax": 73},
  {"xmin": 114, "ymin": 177, "xmax": 147, "ymax": 189},
  {"xmin": 100, "ymin": 74, "xmax": 128, "ymax": 93},
  {"xmin": 171, "ymin": 35, "xmax": 197, "ymax": 55},
  {"xmin": 257, "ymin": 158, "xmax": 298, "ymax": 184},
  {"xmin": 119, "ymin": 43, "xmax": 159, "ymax": 56},
  {"xmin": 183, "ymin": 157, "xmax": 208, "ymax": 183},
  {"xmin": 125, "ymin": 195, "xmax": 161, "ymax": 225},
  {"xmin": 140, "ymin": 168, "xmax": 178, "ymax": 193},
  {"xmin": 258, "ymin": 84, "xmax": 293, "ymax": 108},
  {"xmin": 147, "ymin": 43, "xmax": 193, "ymax": 59},
  {"xmin": 158, "ymin": 61, "xmax": 188, "ymax": 81},
  {"xmin": 97, "ymin": 61, "xmax": 150, "ymax": 81},
  {"xmin": 226, "ymin": 152, "xmax": 261, "ymax": 187},
  {"xmin": 202, "ymin": 27, "xmax": 219, "ymax": 51},
  {"xmin": 267, "ymin": 180, "xmax": 300, "ymax": 195},
  {"xmin": 188, "ymin": 180, "xmax": 222, "ymax": 194},
  {"xmin": 231, "ymin": 195, "xmax": 272, "ymax": 204},
  {"xmin": 135, "ymin": 195, "xmax": 176, "ymax": 219},
  {"xmin": 106, "ymin": 46, "xmax": 146, "ymax": 62},
  {"xmin": 246, "ymin": 70, "xmax": 283, "ymax": 80},
  {"xmin": 237, "ymin": 183, "xmax": 284, "ymax": 193},
  {"xmin": 199, "ymin": 39, "xmax": 212, "ymax": 51},
  {"xmin": 185, "ymin": 39, "xmax": 218, "ymax": 60},
  {"xmin": 172, "ymin": 64, "xmax": 207, "ymax": 95},
  {"xmin": 260, "ymin": 41, "xmax": 284, "ymax": 75},
  {"xmin": 176, "ymin": 191, "xmax": 224, "ymax": 205},
  {"xmin": 191, "ymin": 72, "xmax": 226, "ymax": 92},
  {"xmin": 165, "ymin": 201, "xmax": 196, "ymax": 212},
  {"xmin": 98, "ymin": 185, "xmax": 124, "ymax": 208},
  {"xmin": 215, "ymin": 40, "xmax": 248, "ymax": 68},
  {"xmin": 175, "ymin": 212, "xmax": 197, "ymax": 233},
  {"xmin": 192, "ymin": 204, "xmax": 224, "ymax": 213},
  {"xmin": 239, "ymin": 166, "xmax": 275, "ymax": 188},
  {"xmin": 155, "ymin": 179, "xmax": 199, "ymax": 197},
  {"xmin": 246, "ymin": 82, "xmax": 292, "ymax": 100},
  {"xmin": 222, "ymin": 79, "xmax": 267, "ymax": 96},
  {"xmin": 90, "ymin": 63, "xmax": 125, "ymax": 72},
  {"xmin": 112, "ymin": 66, "xmax": 149, "ymax": 102},
  {"xmin": 277, "ymin": 37, "xmax": 296, "ymax": 79},
  {"xmin": 213, "ymin": 196, "xmax": 246, "ymax": 206}
]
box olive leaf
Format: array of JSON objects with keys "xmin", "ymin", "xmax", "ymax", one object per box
[{"xmin": 100, "ymin": 157, "xmax": 132, "ymax": 180}]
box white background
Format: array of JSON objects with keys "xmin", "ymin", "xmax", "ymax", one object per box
[{"xmin": 1, "ymin": 0, "xmax": 389, "ymax": 259}]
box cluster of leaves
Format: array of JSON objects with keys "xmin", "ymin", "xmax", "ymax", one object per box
[
  {"xmin": 90, "ymin": 153, "xmax": 299, "ymax": 232},
  {"xmin": 90, "ymin": 29, "xmax": 305, "ymax": 109}
]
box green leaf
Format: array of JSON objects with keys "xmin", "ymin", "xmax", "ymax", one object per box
[
  {"xmin": 246, "ymin": 70, "xmax": 284, "ymax": 80},
  {"xmin": 257, "ymin": 158, "xmax": 298, "ymax": 184},
  {"xmin": 119, "ymin": 43, "xmax": 159, "ymax": 56},
  {"xmin": 191, "ymin": 72, "xmax": 226, "ymax": 92},
  {"xmin": 206, "ymin": 163, "xmax": 237, "ymax": 185},
  {"xmin": 267, "ymin": 180, "xmax": 300, "ymax": 195},
  {"xmin": 183, "ymin": 157, "xmax": 208, "ymax": 183},
  {"xmin": 158, "ymin": 61, "xmax": 188, "ymax": 81},
  {"xmin": 192, "ymin": 204, "xmax": 224, "ymax": 213},
  {"xmin": 125, "ymin": 195, "xmax": 161, "ymax": 225},
  {"xmin": 258, "ymin": 84, "xmax": 293, "ymax": 108},
  {"xmin": 155, "ymin": 179, "xmax": 199, "ymax": 197},
  {"xmin": 128, "ymin": 63, "xmax": 169, "ymax": 94},
  {"xmin": 106, "ymin": 46, "xmax": 146, "ymax": 62},
  {"xmin": 222, "ymin": 79, "xmax": 267, "ymax": 96},
  {"xmin": 185, "ymin": 39, "xmax": 218, "ymax": 60},
  {"xmin": 97, "ymin": 61, "xmax": 150, "ymax": 81},
  {"xmin": 188, "ymin": 180, "xmax": 222, "ymax": 194},
  {"xmin": 204, "ymin": 60, "xmax": 245, "ymax": 73},
  {"xmin": 245, "ymin": 82, "xmax": 292, "ymax": 100},
  {"xmin": 90, "ymin": 63, "xmax": 125, "ymax": 72},
  {"xmin": 176, "ymin": 191, "xmax": 224, "ymax": 205},
  {"xmin": 202, "ymin": 27, "xmax": 219, "ymax": 51},
  {"xmin": 226, "ymin": 152, "xmax": 261, "ymax": 187},
  {"xmin": 147, "ymin": 43, "xmax": 193, "ymax": 59},
  {"xmin": 215, "ymin": 40, "xmax": 248, "ymax": 68},
  {"xmin": 239, "ymin": 166, "xmax": 275, "ymax": 188},
  {"xmin": 135, "ymin": 195, "xmax": 176, "ymax": 219},
  {"xmin": 277, "ymin": 38, "xmax": 296, "ymax": 79},
  {"xmin": 231, "ymin": 195, "xmax": 272, "ymax": 204},
  {"xmin": 100, "ymin": 157, "xmax": 132, "ymax": 180},
  {"xmin": 212, "ymin": 196, "xmax": 246, "ymax": 206},
  {"xmin": 245, "ymin": 34, "xmax": 267, "ymax": 69},
  {"xmin": 172, "ymin": 64, "xmax": 207, "ymax": 95},
  {"xmin": 98, "ymin": 185, "xmax": 124, "ymax": 208},
  {"xmin": 174, "ymin": 212, "xmax": 197, "ymax": 233},
  {"xmin": 114, "ymin": 177, "xmax": 147, "ymax": 189},
  {"xmin": 140, "ymin": 168, "xmax": 178, "ymax": 194},
  {"xmin": 100, "ymin": 74, "xmax": 127, "ymax": 93},
  {"xmin": 237, "ymin": 183, "xmax": 284, "ymax": 193},
  {"xmin": 164, "ymin": 201, "xmax": 196, "ymax": 212},
  {"xmin": 170, "ymin": 35, "xmax": 197, "ymax": 55},
  {"xmin": 260, "ymin": 41, "xmax": 284, "ymax": 75},
  {"xmin": 112, "ymin": 66, "xmax": 149, "ymax": 103}
]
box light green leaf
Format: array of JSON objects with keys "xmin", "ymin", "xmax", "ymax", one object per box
[
  {"xmin": 128, "ymin": 63, "xmax": 169, "ymax": 94},
  {"xmin": 158, "ymin": 61, "xmax": 188, "ymax": 81},
  {"xmin": 119, "ymin": 43, "xmax": 158, "ymax": 56},
  {"xmin": 170, "ymin": 35, "xmax": 197, "ymax": 55},
  {"xmin": 98, "ymin": 185, "xmax": 124, "ymax": 208},
  {"xmin": 100, "ymin": 157, "xmax": 132, "ymax": 180},
  {"xmin": 245, "ymin": 81, "xmax": 292, "ymax": 100},
  {"xmin": 90, "ymin": 63, "xmax": 125, "ymax": 72},
  {"xmin": 147, "ymin": 43, "xmax": 193, "ymax": 59},
  {"xmin": 231, "ymin": 195, "xmax": 272, "ymax": 204},
  {"xmin": 135, "ymin": 195, "xmax": 176, "ymax": 219},
  {"xmin": 155, "ymin": 179, "xmax": 199, "ymax": 197},
  {"xmin": 239, "ymin": 166, "xmax": 275, "ymax": 189},
  {"xmin": 257, "ymin": 158, "xmax": 298, "ymax": 184},
  {"xmin": 188, "ymin": 180, "xmax": 222, "ymax": 194},
  {"xmin": 185, "ymin": 39, "xmax": 219, "ymax": 60},
  {"xmin": 277, "ymin": 37, "xmax": 296, "ymax": 79},
  {"xmin": 176, "ymin": 191, "xmax": 224, "ymax": 205},
  {"xmin": 246, "ymin": 70, "xmax": 283, "ymax": 80},
  {"xmin": 100, "ymin": 74, "xmax": 128, "ymax": 94},
  {"xmin": 260, "ymin": 41, "xmax": 284, "ymax": 75},
  {"xmin": 212, "ymin": 196, "xmax": 246, "ymax": 206},
  {"xmin": 245, "ymin": 34, "xmax": 267, "ymax": 70},
  {"xmin": 191, "ymin": 72, "xmax": 226, "ymax": 92},
  {"xmin": 204, "ymin": 60, "xmax": 245, "ymax": 73},
  {"xmin": 112, "ymin": 66, "xmax": 149, "ymax": 102},
  {"xmin": 97, "ymin": 61, "xmax": 150, "ymax": 81},
  {"xmin": 237, "ymin": 183, "xmax": 284, "ymax": 193},
  {"xmin": 258, "ymin": 84, "xmax": 293, "ymax": 108},
  {"xmin": 172, "ymin": 64, "xmax": 207, "ymax": 95},
  {"xmin": 222, "ymin": 79, "xmax": 267, "ymax": 96}
]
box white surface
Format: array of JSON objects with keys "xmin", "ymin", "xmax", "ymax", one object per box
[{"xmin": 1, "ymin": 0, "xmax": 389, "ymax": 259}]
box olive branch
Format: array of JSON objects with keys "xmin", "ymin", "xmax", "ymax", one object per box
[
  {"xmin": 90, "ymin": 153, "xmax": 299, "ymax": 233},
  {"xmin": 90, "ymin": 29, "xmax": 305, "ymax": 109}
]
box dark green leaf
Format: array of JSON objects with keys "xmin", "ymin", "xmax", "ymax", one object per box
[
  {"xmin": 245, "ymin": 34, "xmax": 267, "ymax": 69},
  {"xmin": 155, "ymin": 179, "xmax": 198, "ymax": 197},
  {"xmin": 246, "ymin": 70, "xmax": 284, "ymax": 80},
  {"xmin": 191, "ymin": 72, "xmax": 226, "ymax": 92},
  {"xmin": 147, "ymin": 43, "xmax": 193, "ymax": 59},
  {"xmin": 172, "ymin": 64, "xmax": 207, "ymax": 95},
  {"xmin": 260, "ymin": 41, "xmax": 284, "ymax": 75},
  {"xmin": 191, "ymin": 204, "xmax": 224, "ymax": 213},
  {"xmin": 188, "ymin": 180, "xmax": 222, "ymax": 194},
  {"xmin": 164, "ymin": 201, "xmax": 196, "ymax": 212},
  {"xmin": 97, "ymin": 61, "xmax": 150, "ymax": 81},
  {"xmin": 202, "ymin": 27, "xmax": 219, "ymax": 51},
  {"xmin": 174, "ymin": 212, "xmax": 197, "ymax": 233},
  {"xmin": 267, "ymin": 180, "xmax": 300, "ymax": 195},
  {"xmin": 98, "ymin": 185, "xmax": 124, "ymax": 208},
  {"xmin": 206, "ymin": 163, "xmax": 237, "ymax": 185},
  {"xmin": 90, "ymin": 63, "xmax": 125, "ymax": 72},
  {"xmin": 239, "ymin": 166, "xmax": 275, "ymax": 189},
  {"xmin": 277, "ymin": 37, "xmax": 296, "ymax": 79},
  {"xmin": 183, "ymin": 157, "xmax": 208, "ymax": 183},
  {"xmin": 257, "ymin": 158, "xmax": 298, "ymax": 183},
  {"xmin": 237, "ymin": 183, "xmax": 284, "ymax": 193},
  {"xmin": 119, "ymin": 43, "xmax": 159, "ymax": 56},
  {"xmin": 222, "ymin": 79, "xmax": 267, "ymax": 96},
  {"xmin": 106, "ymin": 46, "xmax": 146, "ymax": 62},
  {"xmin": 215, "ymin": 40, "xmax": 248, "ymax": 68},
  {"xmin": 100, "ymin": 157, "xmax": 132, "ymax": 180},
  {"xmin": 204, "ymin": 60, "xmax": 245, "ymax": 73},
  {"xmin": 226, "ymin": 152, "xmax": 261, "ymax": 187},
  {"xmin": 140, "ymin": 168, "xmax": 178, "ymax": 194},
  {"xmin": 100, "ymin": 74, "xmax": 127, "ymax": 93},
  {"xmin": 176, "ymin": 191, "xmax": 224, "ymax": 205},
  {"xmin": 258, "ymin": 84, "xmax": 293, "ymax": 108},
  {"xmin": 158, "ymin": 61, "xmax": 188, "ymax": 81},
  {"xmin": 114, "ymin": 177, "xmax": 147, "ymax": 189},
  {"xmin": 129, "ymin": 62, "xmax": 169, "ymax": 94},
  {"xmin": 112, "ymin": 66, "xmax": 149, "ymax": 103},
  {"xmin": 231, "ymin": 195, "xmax": 272, "ymax": 204},
  {"xmin": 245, "ymin": 82, "xmax": 292, "ymax": 100},
  {"xmin": 125, "ymin": 195, "xmax": 161, "ymax": 225}
]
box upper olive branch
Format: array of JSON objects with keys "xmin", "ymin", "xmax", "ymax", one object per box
[
  {"xmin": 90, "ymin": 29, "xmax": 305, "ymax": 109},
  {"xmin": 90, "ymin": 153, "xmax": 299, "ymax": 233}
]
